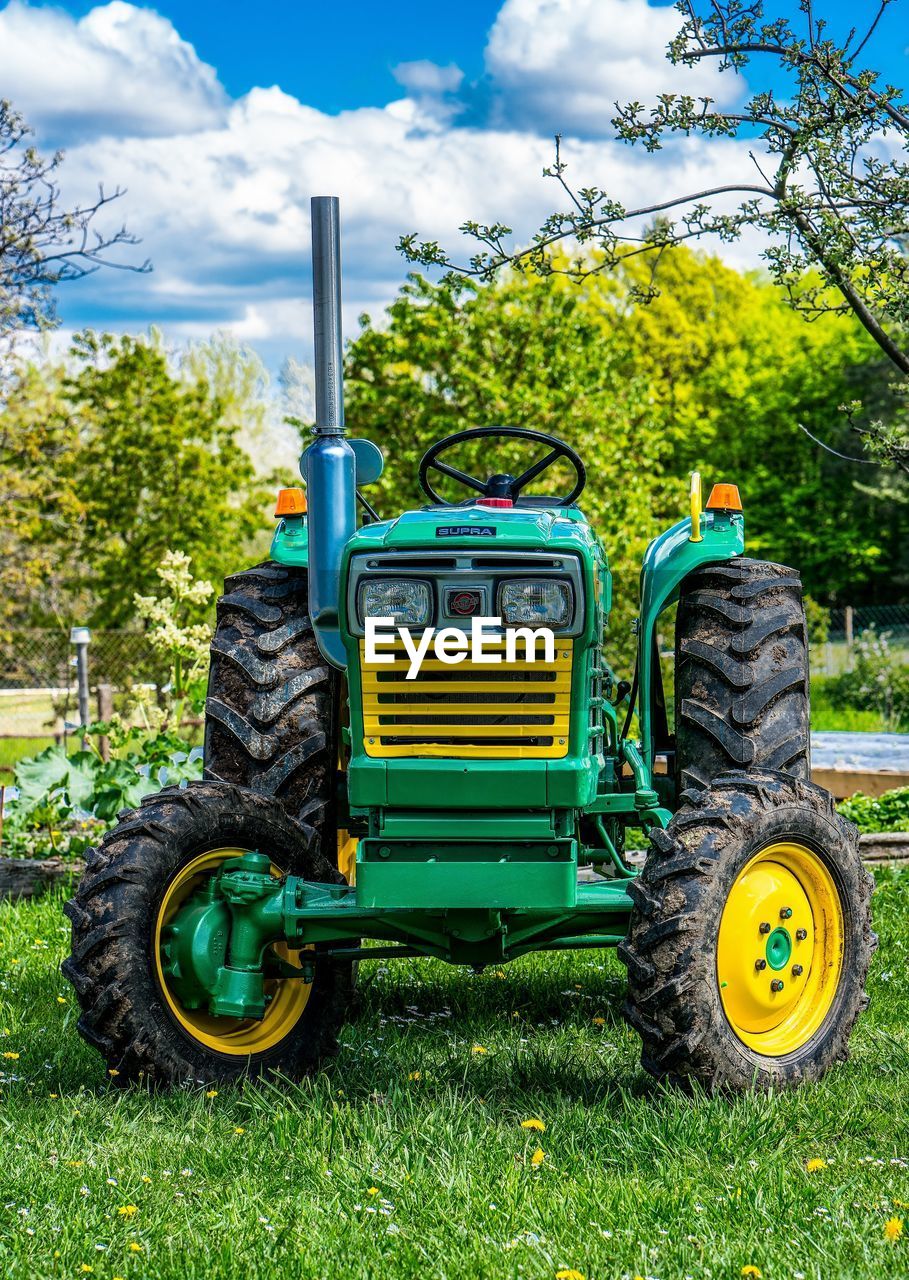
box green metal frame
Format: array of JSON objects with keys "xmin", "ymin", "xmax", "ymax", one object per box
[{"xmin": 165, "ymin": 493, "xmax": 745, "ymax": 1019}]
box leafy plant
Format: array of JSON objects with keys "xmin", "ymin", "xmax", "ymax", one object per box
[
  {"xmin": 824, "ymin": 627, "xmax": 909, "ymax": 732},
  {"xmin": 133, "ymin": 549, "xmax": 214, "ymax": 728},
  {"xmin": 839, "ymin": 787, "xmax": 909, "ymax": 834},
  {"xmin": 3, "ymin": 721, "xmax": 202, "ymax": 859}
]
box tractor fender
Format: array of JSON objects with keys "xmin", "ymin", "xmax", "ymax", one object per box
[{"xmin": 636, "ymin": 509, "xmax": 745, "ymax": 772}]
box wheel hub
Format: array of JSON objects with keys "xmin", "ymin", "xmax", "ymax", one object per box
[{"xmin": 716, "ymin": 841, "xmax": 844, "ymax": 1056}]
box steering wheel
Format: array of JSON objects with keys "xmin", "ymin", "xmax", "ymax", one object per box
[{"xmin": 418, "ymin": 426, "xmax": 586, "ymax": 506}]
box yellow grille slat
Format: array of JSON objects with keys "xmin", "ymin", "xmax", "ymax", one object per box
[
  {"xmin": 362, "ymin": 679, "xmax": 564, "ymax": 694},
  {"xmin": 359, "ymin": 638, "xmax": 572, "ymax": 759}
]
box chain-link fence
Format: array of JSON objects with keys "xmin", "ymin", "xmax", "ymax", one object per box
[
  {"xmin": 0, "ymin": 629, "xmax": 164, "ymax": 692},
  {"xmin": 815, "ymin": 605, "xmax": 909, "ymax": 676},
  {"xmin": 0, "ymin": 631, "xmax": 171, "ymax": 772}
]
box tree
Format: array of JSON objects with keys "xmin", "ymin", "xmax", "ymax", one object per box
[
  {"xmin": 0, "ymin": 100, "xmax": 147, "ymax": 357},
  {"xmin": 0, "ymin": 333, "xmax": 272, "ymax": 628},
  {"xmin": 340, "ymin": 252, "xmax": 904, "ymax": 657},
  {"xmin": 401, "ymin": 1, "xmax": 909, "ymax": 464}
]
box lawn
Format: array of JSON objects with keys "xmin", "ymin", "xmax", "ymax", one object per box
[{"xmin": 1, "ymin": 874, "xmax": 909, "ymax": 1280}]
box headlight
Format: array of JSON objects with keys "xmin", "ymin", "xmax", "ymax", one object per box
[
  {"xmin": 358, "ymin": 579, "xmax": 431, "ymax": 626},
  {"xmin": 498, "ymin": 579, "xmax": 573, "ymax": 627}
]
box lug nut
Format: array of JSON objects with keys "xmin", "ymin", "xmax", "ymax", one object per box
[
  {"xmin": 796, "ymin": 928, "xmax": 807, "ymax": 941},
  {"xmin": 759, "ymin": 921, "xmax": 771, "ymax": 934},
  {"xmin": 755, "ymin": 958, "xmax": 767, "ymax": 971},
  {"xmin": 780, "ymin": 906, "xmax": 793, "ymax": 919},
  {"xmin": 770, "ymin": 979, "xmax": 784, "ymax": 993},
  {"xmin": 792, "ymin": 964, "xmax": 803, "ymax": 977}
]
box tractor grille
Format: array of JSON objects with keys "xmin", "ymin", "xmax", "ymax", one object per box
[{"xmin": 359, "ymin": 640, "xmax": 572, "ymax": 758}]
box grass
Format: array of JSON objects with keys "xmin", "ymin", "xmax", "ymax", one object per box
[
  {"xmin": 0, "ymin": 875, "xmax": 908, "ymax": 1279},
  {"xmin": 810, "ymin": 680, "xmax": 889, "ymax": 734}
]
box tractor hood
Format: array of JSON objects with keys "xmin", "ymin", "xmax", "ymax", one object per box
[{"xmin": 345, "ymin": 503, "xmax": 599, "ymax": 556}]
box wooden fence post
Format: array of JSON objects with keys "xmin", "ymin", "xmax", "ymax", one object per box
[{"xmin": 96, "ymin": 684, "xmax": 113, "ymax": 761}]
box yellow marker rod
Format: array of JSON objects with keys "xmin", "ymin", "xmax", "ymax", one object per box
[{"xmin": 689, "ymin": 471, "xmax": 703, "ymax": 543}]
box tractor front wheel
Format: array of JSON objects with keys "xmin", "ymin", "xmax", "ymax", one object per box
[
  {"xmin": 619, "ymin": 771, "xmax": 875, "ymax": 1091},
  {"xmin": 62, "ymin": 781, "xmax": 349, "ymax": 1085}
]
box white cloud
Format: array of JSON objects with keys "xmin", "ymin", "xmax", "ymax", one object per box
[
  {"xmin": 1, "ymin": 0, "xmax": 768, "ymax": 369},
  {"xmin": 392, "ymin": 61, "xmax": 465, "ymax": 96},
  {"xmin": 0, "ymin": 0, "xmax": 228, "ymax": 140},
  {"xmin": 485, "ymin": 0, "xmax": 743, "ymax": 136}
]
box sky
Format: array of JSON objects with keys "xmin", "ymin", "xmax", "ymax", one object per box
[{"xmin": 1, "ymin": 0, "xmax": 906, "ymax": 373}]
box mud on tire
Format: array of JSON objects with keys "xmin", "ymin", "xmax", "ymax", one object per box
[
  {"xmin": 62, "ymin": 781, "xmax": 349, "ymax": 1085},
  {"xmin": 204, "ymin": 561, "xmax": 337, "ymax": 857},
  {"xmin": 675, "ymin": 558, "xmax": 810, "ymax": 793},
  {"xmin": 619, "ymin": 771, "xmax": 876, "ymax": 1092}
]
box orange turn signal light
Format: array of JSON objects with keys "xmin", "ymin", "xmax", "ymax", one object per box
[
  {"xmin": 706, "ymin": 482, "xmax": 742, "ymax": 512},
  {"xmin": 275, "ymin": 487, "xmax": 307, "ymax": 517}
]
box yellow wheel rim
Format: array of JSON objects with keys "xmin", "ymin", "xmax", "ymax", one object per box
[
  {"xmin": 717, "ymin": 840, "xmax": 844, "ymax": 1056},
  {"xmin": 154, "ymin": 848, "xmax": 312, "ymax": 1056}
]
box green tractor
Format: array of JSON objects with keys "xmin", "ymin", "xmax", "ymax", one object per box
[{"xmin": 63, "ymin": 198, "xmax": 875, "ymax": 1092}]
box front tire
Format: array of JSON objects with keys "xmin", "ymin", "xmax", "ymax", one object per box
[
  {"xmin": 62, "ymin": 781, "xmax": 348, "ymax": 1085},
  {"xmin": 619, "ymin": 771, "xmax": 875, "ymax": 1092}
]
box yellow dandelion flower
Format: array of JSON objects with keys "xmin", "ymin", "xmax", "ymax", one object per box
[
  {"xmin": 49, "ymin": 1093, "xmax": 58, "ymax": 1099},
  {"xmin": 108, "ymin": 1069, "xmax": 119, "ymax": 1077},
  {"xmin": 367, "ymin": 1187, "xmax": 379, "ymax": 1196},
  {"xmin": 141, "ymin": 1176, "xmax": 152, "ymax": 1184},
  {"xmin": 530, "ymin": 1147, "xmax": 545, "ymax": 1168},
  {"xmin": 885, "ymin": 1217, "xmax": 904, "ymax": 1242},
  {"xmin": 67, "ymin": 1160, "xmax": 84, "ymax": 1168},
  {"xmin": 56, "ymin": 996, "xmax": 67, "ymax": 1005},
  {"xmin": 205, "ymin": 1090, "xmax": 218, "ymax": 1098},
  {"xmin": 2, "ymin": 1051, "xmax": 19, "ymax": 1060},
  {"xmin": 117, "ymin": 1205, "xmax": 138, "ymax": 1217},
  {"xmin": 521, "ymin": 1118, "xmax": 546, "ymax": 1132},
  {"xmin": 408, "ymin": 1071, "xmax": 422, "ymax": 1081},
  {"xmin": 471, "ymin": 1045, "xmax": 488, "ymax": 1055},
  {"xmin": 805, "ymin": 1157, "xmax": 826, "ymax": 1172},
  {"xmin": 128, "ymin": 1243, "xmax": 143, "ymax": 1253},
  {"xmin": 79, "ymin": 1266, "xmax": 94, "ymax": 1274},
  {"xmin": 741, "ymin": 1267, "xmax": 762, "ymax": 1278},
  {"xmin": 556, "ymin": 1271, "xmax": 585, "ymax": 1280},
  {"xmin": 592, "ymin": 1016, "xmax": 606, "ymax": 1026},
  {"xmin": 234, "ymin": 1127, "xmax": 245, "ymax": 1135}
]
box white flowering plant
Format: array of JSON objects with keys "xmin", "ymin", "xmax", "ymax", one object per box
[{"xmin": 133, "ymin": 549, "xmax": 214, "ymax": 730}]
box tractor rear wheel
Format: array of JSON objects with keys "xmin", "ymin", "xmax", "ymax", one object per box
[
  {"xmin": 62, "ymin": 781, "xmax": 349, "ymax": 1084},
  {"xmin": 204, "ymin": 560, "xmax": 338, "ymax": 856},
  {"xmin": 674, "ymin": 558, "xmax": 809, "ymax": 793},
  {"xmin": 619, "ymin": 771, "xmax": 875, "ymax": 1092}
]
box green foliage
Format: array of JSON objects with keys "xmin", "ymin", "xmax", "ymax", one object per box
[
  {"xmin": 340, "ymin": 252, "xmax": 906, "ymax": 657},
  {"xmin": 133, "ymin": 549, "xmax": 214, "ymax": 727},
  {"xmin": 839, "ymin": 787, "xmax": 909, "ymax": 834},
  {"xmin": 1, "ymin": 332, "xmax": 271, "ymax": 629},
  {"xmin": 2, "ymin": 870, "xmax": 909, "ymax": 1278},
  {"xmin": 823, "ymin": 629, "xmax": 909, "ymax": 732},
  {"xmin": 3, "ymin": 723, "xmax": 202, "ymax": 859},
  {"xmin": 804, "ymin": 595, "xmax": 831, "ymax": 648}
]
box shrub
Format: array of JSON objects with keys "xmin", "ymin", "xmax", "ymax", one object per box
[
  {"xmin": 823, "ymin": 627, "xmax": 909, "ymax": 732},
  {"xmin": 839, "ymin": 787, "xmax": 909, "ymax": 834}
]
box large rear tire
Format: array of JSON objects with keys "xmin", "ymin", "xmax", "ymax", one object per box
[
  {"xmin": 204, "ymin": 561, "xmax": 338, "ymax": 854},
  {"xmin": 619, "ymin": 771, "xmax": 875, "ymax": 1092},
  {"xmin": 674, "ymin": 558, "xmax": 810, "ymax": 793}
]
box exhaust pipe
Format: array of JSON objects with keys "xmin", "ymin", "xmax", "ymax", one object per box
[{"xmin": 302, "ymin": 196, "xmax": 356, "ymax": 670}]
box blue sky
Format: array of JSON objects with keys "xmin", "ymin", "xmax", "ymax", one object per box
[{"xmin": 2, "ymin": 0, "xmax": 906, "ymax": 372}]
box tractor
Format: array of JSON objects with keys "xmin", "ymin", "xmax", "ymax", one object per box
[{"xmin": 63, "ymin": 198, "xmax": 875, "ymax": 1091}]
